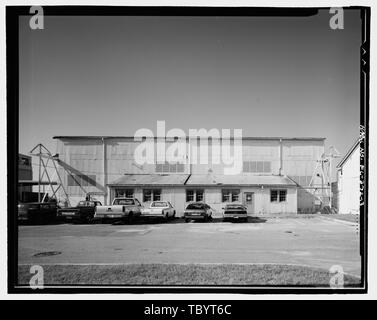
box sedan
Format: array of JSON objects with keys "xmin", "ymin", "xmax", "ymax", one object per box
[
  {"xmin": 184, "ymin": 202, "xmax": 213, "ymax": 222},
  {"xmin": 222, "ymin": 203, "xmax": 248, "ymax": 222},
  {"xmin": 141, "ymin": 201, "xmax": 176, "ymax": 221}
]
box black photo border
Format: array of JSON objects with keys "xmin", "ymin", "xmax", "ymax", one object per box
[{"xmin": 6, "ymin": 5, "xmax": 370, "ymax": 294}]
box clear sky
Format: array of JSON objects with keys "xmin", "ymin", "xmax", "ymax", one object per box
[{"xmin": 19, "ymin": 9, "xmax": 361, "ymax": 171}]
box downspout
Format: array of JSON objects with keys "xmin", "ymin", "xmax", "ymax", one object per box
[
  {"xmin": 279, "ymin": 139, "xmax": 283, "ymax": 176},
  {"xmin": 102, "ymin": 137, "xmax": 107, "ymax": 205}
]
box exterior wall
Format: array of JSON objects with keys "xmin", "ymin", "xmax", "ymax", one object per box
[
  {"xmin": 107, "ymin": 186, "xmax": 297, "ymax": 216},
  {"xmin": 56, "ymin": 139, "xmax": 109, "ymax": 205},
  {"xmin": 55, "ymin": 137, "xmax": 322, "ymax": 212},
  {"xmin": 337, "ymin": 145, "xmax": 360, "ymax": 214},
  {"xmin": 283, "ymin": 140, "xmax": 325, "ymax": 212}
]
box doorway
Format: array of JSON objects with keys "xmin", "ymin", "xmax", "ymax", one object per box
[{"xmin": 243, "ymin": 192, "xmax": 254, "ymax": 214}]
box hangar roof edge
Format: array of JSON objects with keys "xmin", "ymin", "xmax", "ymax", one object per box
[{"xmin": 53, "ymin": 136, "xmax": 326, "ymax": 141}]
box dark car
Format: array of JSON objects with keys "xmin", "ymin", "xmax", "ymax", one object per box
[
  {"xmin": 57, "ymin": 200, "xmax": 102, "ymax": 223},
  {"xmin": 184, "ymin": 202, "xmax": 213, "ymax": 222},
  {"xmin": 222, "ymin": 203, "xmax": 248, "ymax": 222},
  {"xmin": 18, "ymin": 201, "xmax": 59, "ymax": 224}
]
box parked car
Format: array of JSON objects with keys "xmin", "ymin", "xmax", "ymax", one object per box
[
  {"xmin": 57, "ymin": 200, "xmax": 102, "ymax": 223},
  {"xmin": 141, "ymin": 201, "xmax": 176, "ymax": 221},
  {"xmin": 93, "ymin": 197, "xmax": 142, "ymax": 223},
  {"xmin": 18, "ymin": 201, "xmax": 59, "ymax": 224},
  {"xmin": 184, "ymin": 202, "xmax": 213, "ymax": 222},
  {"xmin": 222, "ymin": 203, "xmax": 248, "ymax": 222}
]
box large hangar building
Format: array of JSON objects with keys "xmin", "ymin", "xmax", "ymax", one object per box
[{"xmin": 53, "ymin": 136, "xmax": 326, "ymax": 215}]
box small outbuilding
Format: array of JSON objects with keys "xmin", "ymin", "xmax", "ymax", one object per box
[{"xmin": 336, "ymin": 140, "xmax": 360, "ymax": 214}]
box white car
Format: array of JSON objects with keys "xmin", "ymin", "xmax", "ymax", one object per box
[{"xmin": 141, "ymin": 201, "xmax": 176, "ymax": 220}]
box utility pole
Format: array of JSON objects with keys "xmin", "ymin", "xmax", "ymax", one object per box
[{"xmin": 327, "ymin": 146, "xmax": 342, "ymax": 211}]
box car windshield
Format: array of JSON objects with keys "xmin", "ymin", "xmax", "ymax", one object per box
[
  {"xmin": 151, "ymin": 202, "xmax": 168, "ymax": 207},
  {"xmin": 226, "ymin": 205, "xmax": 245, "ymax": 210},
  {"xmin": 186, "ymin": 203, "xmax": 205, "ymax": 210},
  {"xmin": 113, "ymin": 199, "xmax": 134, "ymax": 205}
]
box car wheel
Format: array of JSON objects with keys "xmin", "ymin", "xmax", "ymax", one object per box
[
  {"xmin": 172, "ymin": 211, "xmax": 176, "ymax": 219},
  {"xmin": 185, "ymin": 218, "xmax": 190, "ymax": 223}
]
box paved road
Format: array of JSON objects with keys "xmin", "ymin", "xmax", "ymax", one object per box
[{"xmin": 18, "ymin": 216, "xmax": 361, "ymax": 276}]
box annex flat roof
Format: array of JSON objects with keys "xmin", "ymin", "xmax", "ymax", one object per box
[
  {"xmin": 108, "ymin": 174, "xmax": 190, "ymax": 186},
  {"xmin": 186, "ymin": 174, "xmax": 297, "ymax": 187},
  {"xmin": 53, "ymin": 135, "xmax": 325, "ymax": 141}
]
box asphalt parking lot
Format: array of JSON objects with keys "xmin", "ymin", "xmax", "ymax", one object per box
[{"xmin": 18, "ymin": 216, "xmax": 361, "ymax": 277}]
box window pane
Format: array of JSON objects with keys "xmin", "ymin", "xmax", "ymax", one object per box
[
  {"xmin": 177, "ymin": 163, "xmax": 184, "ymax": 172},
  {"xmin": 256, "ymin": 161, "xmax": 264, "ymax": 172},
  {"xmin": 231, "ymin": 190, "xmax": 240, "ymax": 202},
  {"xmin": 163, "ymin": 162, "xmax": 170, "ymax": 172},
  {"xmin": 222, "ymin": 190, "xmax": 231, "ymax": 202},
  {"xmin": 169, "ymin": 164, "xmax": 177, "ymax": 173},
  {"xmin": 186, "ymin": 190, "xmax": 194, "ymax": 202},
  {"xmin": 243, "ymin": 161, "xmax": 250, "ymax": 172},
  {"xmin": 270, "ymin": 190, "xmax": 278, "ymax": 202},
  {"xmin": 196, "ymin": 190, "xmax": 204, "ymax": 202},
  {"xmin": 155, "ymin": 164, "xmax": 163, "ymax": 173},
  {"xmin": 125, "ymin": 189, "xmax": 134, "ymax": 198},
  {"xmin": 279, "ymin": 190, "xmax": 287, "ymax": 202},
  {"xmin": 143, "ymin": 190, "xmax": 152, "ymax": 202},
  {"xmin": 153, "ymin": 189, "xmax": 161, "ymax": 201}
]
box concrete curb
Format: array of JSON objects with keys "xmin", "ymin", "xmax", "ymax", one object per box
[{"xmin": 318, "ymin": 215, "xmax": 359, "ymax": 226}]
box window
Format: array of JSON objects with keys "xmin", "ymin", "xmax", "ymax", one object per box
[
  {"xmin": 19, "ymin": 157, "xmax": 30, "ymax": 166},
  {"xmin": 231, "ymin": 190, "xmax": 240, "ymax": 202},
  {"xmin": 151, "ymin": 201, "xmax": 168, "ymax": 207},
  {"xmin": 68, "ymin": 174, "xmax": 96, "ymax": 187},
  {"xmin": 113, "ymin": 198, "xmax": 135, "ymax": 205},
  {"xmin": 222, "ymin": 189, "xmax": 240, "ymax": 202},
  {"xmin": 156, "ymin": 162, "xmax": 185, "ymax": 173},
  {"xmin": 279, "ymin": 190, "xmax": 287, "ymax": 202},
  {"xmin": 186, "ymin": 203, "xmax": 206, "ymax": 210},
  {"xmin": 196, "ymin": 190, "xmax": 204, "ymax": 202},
  {"xmin": 186, "ymin": 189, "xmax": 204, "ymax": 202},
  {"xmin": 143, "ymin": 189, "xmax": 152, "ymax": 202},
  {"xmin": 243, "ymin": 161, "xmax": 271, "ymax": 173},
  {"xmin": 115, "ymin": 188, "xmax": 134, "ymax": 198},
  {"xmin": 270, "ymin": 189, "xmax": 287, "ymax": 202},
  {"xmin": 143, "ymin": 189, "xmax": 162, "ymax": 202},
  {"xmin": 186, "ymin": 190, "xmax": 194, "ymax": 202}
]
